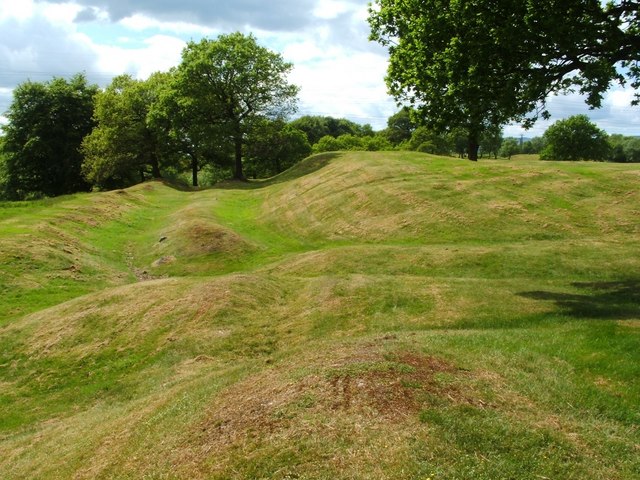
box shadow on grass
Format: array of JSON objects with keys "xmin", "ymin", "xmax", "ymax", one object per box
[
  {"xmin": 214, "ymin": 152, "xmax": 341, "ymax": 190},
  {"xmin": 519, "ymin": 280, "xmax": 640, "ymax": 320}
]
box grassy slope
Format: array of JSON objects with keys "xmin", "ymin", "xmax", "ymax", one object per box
[{"xmin": 0, "ymin": 152, "xmax": 639, "ymax": 479}]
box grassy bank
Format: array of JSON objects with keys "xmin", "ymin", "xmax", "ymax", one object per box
[{"xmin": 1, "ymin": 152, "xmax": 638, "ymax": 479}]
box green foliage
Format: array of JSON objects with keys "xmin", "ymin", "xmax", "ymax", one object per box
[
  {"xmin": 81, "ymin": 74, "xmax": 176, "ymax": 190},
  {"xmin": 448, "ymin": 128, "xmax": 469, "ymax": 158},
  {"xmin": 175, "ymin": 32, "xmax": 299, "ymax": 180},
  {"xmin": 521, "ymin": 137, "xmax": 545, "ymax": 154},
  {"xmin": 408, "ymin": 126, "xmax": 452, "ymax": 155},
  {"xmin": 0, "ymin": 137, "xmax": 6, "ymax": 194},
  {"xmin": 333, "ymin": 134, "xmax": 364, "ymax": 151},
  {"xmin": 369, "ymin": 0, "xmax": 535, "ymax": 160},
  {"xmin": 622, "ymin": 138, "xmax": 640, "ymax": 163},
  {"xmin": 362, "ymin": 134, "xmax": 393, "ymax": 151},
  {"xmin": 312, "ymin": 133, "xmax": 392, "ymax": 153},
  {"xmin": 540, "ymin": 115, "xmax": 611, "ymax": 161},
  {"xmin": 480, "ymin": 125, "xmax": 503, "ymax": 159},
  {"xmin": 381, "ymin": 108, "xmax": 416, "ymax": 145},
  {"xmin": 1, "ymin": 74, "xmax": 97, "ymax": 200},
  {"xmin": 244, "ymin": 118, "xmax": 312, "ymax": 178},
  {"xmin": 313, "ymin": 135, "xmax": 342, "ymax": 153},
  {"xmin": 369, "ymin": 1, "xmax": 640, "ymax": 160},
  {"xmin": 290, "ymin": 116, "xmax": 372, "ymax": 146},
  {"xmin": 152, "ymin": 69, "xmax": 235, "ymax": 187},
  {"xmin": 608, "ymin": 134, "xmax": 640, "ymax": 163},
  {"xmin": 289, "ymin": 116, "xmax": 331, "ymax": 145},
  {"xmin": 326, "ymin": 116, "xmax": 372, "ymax": 138},
  {"xmin": 499, "ymin": 138, "xmax": 521, "ymax": 159}
]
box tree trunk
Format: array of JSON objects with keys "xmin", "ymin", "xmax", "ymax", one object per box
[
  {"xmin": 191, "ymin": 155, "xmax": 198, "ymax": 187},
  {"xmin": 150, "ymin": 156, "xmax": 162, "ymax": 178},
  {"xmin": 233, "ymin": 134, "xmax": 244, "ymax": 180},
  {"xmin": 467, "ymin": 136, "xmax": 479, "ymax": 161}
]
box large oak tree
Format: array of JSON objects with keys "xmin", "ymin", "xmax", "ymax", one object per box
[
  {"xmin": 369, "ymin": 0, "xmax": 639, "ymax": 161},
  {"xmin": 174, "ymin": 33, "xmax": 299, "ymax": 180}
]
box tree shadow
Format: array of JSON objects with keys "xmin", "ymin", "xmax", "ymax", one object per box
[
  {"xmin": 519, "ymin": 280, "xmax": 640, "ymax": 320},
  {"xmin": 214, "ymin": 152, "xmax": 341, "ymax": 190}
]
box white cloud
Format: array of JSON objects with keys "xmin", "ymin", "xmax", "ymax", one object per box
[
  {"xmin": 92, "ymin": 35, "xmax": 185, "ymax": 79},
  {"xmin": 313, "ymin": 0, "xmax": 353, "ymax": 20},
  {"xmin": 0, "ymin": 0, "xmax": 35, "ymax": 22},
  {"xmin": 290, "ymin": 49, "xmax": 396, "ymax": 127},
  {"xmin": 119, "ymin": 13, "xmax": 218, "ymax": 36},
  {"xmin": 38, "ymin": 1, "xmax": 83, "ymax": 25}
]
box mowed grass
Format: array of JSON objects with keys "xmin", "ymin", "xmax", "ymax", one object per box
[{"xmin": 0, "ymin": 152, "xmax": 638, "ymax": 479}]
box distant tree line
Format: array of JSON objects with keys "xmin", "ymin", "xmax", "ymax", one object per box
[
  {"xmin": 309, "ymin": 108, "xmax": 639, "ymax": 164},
  {"xmin": 1, "ymin": 31, "xmax": 638, "ymax": 201},
  {"xmin": 0, "ymin": 33, "xmax": 310, "ymax": 200},
  {"xmin": 500, "ymin": 115, "xmax": 640, "ymax": 162}
]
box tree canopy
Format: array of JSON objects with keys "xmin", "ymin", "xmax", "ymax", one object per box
[
  {"xmin": 175, "ymin": 33, "xmax": 299, "ymax": 180},
  {"xmin": 1, "ymin": 74, "xmax": 97, "ymax": 199},
  {"xmin": 540, "ymin": 115, "xmax": 611, "ymax": 161},
  {"xmin": 81, "ymin": 73, "xmax": 176, "ymax": 190},
  {"xmin": 244, "ymin": 118, "xmax": 311, "ymax": 178},
  {"xmin": 289, "ymin": 116, "xmax": 372, "ymax": 145},
  {"xmin": 382, "ymin": 108, "xmax": 416, "ymax": 146},
  {"xmin": 369, "ymin": 0, "xmax": 639, "ymax": 161}
]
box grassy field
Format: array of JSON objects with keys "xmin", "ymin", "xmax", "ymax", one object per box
[{"xmin": 0, "ymin": 151, "xmax": 638, "ymax": 479}]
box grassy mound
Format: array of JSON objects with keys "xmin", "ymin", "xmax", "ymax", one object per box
[{"xmin": 0, "ymin": 152, "xmax": 638, "ymax": 479}]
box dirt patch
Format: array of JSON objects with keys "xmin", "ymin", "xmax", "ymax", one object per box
[
  {"xmin": 179, "ymin": 346, "xmax": 483, "ymax": 470},
  {"xmin": 324, "ymin": 351, "xmax": 477, "ymax": 419}
]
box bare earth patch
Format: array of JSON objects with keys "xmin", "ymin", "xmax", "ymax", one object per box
[{"xmin": 170, "ymin": 342, "xmax": 486, "ymax": 477}]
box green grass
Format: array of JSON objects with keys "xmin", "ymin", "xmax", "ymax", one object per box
[{"xmin": 0, "ymin": 152, "xmax": 638, "ymax": 479}]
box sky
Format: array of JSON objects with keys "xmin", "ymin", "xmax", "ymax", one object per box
[{"xmin": 0, "ymin": 0, "xmax": 638, "ymax": 137}]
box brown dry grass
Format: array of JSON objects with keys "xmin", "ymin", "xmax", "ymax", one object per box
[
  {"xmin": 158, "ymin": 217, "xmax": 255, "ymax": 258},
  {"xmin": 164, "ymin": 339, "xmax": 491, "ymax": 479}
]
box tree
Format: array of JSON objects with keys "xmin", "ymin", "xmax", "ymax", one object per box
[
  {"xmin": 369, "ymin": 1, "xmax": 537, "ymax": 161},
  {"xmin": 313, "ymin": 135, "xmax": 343, "ymax": 153},
  {"xmin": 362, "ymin": 134, "xmax": 393, "ymax": 151},
  {"xmin": 0, "ymin": 137, "xmax": 7, "ymax": 194},
  {"xmin": 175, "ymin": 33, "xmax": 299, "ymax": 180},
  {"xmin": 1, "ymin": 74, "xmax": 97, "ymax": 199},
  {"xmin": 382, "ymin": 108, "xmax": 416, "ymax": 146},
  {"xmin": 289, "ymin": 116, "xmax": 370, "ymax": 146},
  {"xmin": 369, "ymin": 1, "xmax": 639, "ymax": 161},
  {"xmin": 325, "ymin": 117, "xmax": 365, "ymax": 138},
  {"xmin": 311, "ymin": 133, "xmax": 392, "ymax": 153},
  {"xmin": 448, "ymin": 129, "xmax": 469, "ymax": 159},
  {"xmin": 244, "ymin": 118, "xmax": 311, "ymax": 178},
  {"xmin": 480, "ymin": 125, "xmax": 504, "ymax": 159},
  {"xmin": 408, "ymin": 126, "xmax": 452, "ymax": 155},
  {"xmin": 522, "ymin": 137, "xmax": 545, "ymax": 154},
  {"xmin": 499, "ymin": 138, "xmax": 521, "ymax": 159},
  {"xmin": 608, "ymin": 134, "xmax": 640, "ymax": 163},
  {"xmin": 150, "ymin": 69, "xmax": 233, "ymax": 187},
  {"xmin": 540, "ymin": 115, "xmax": 610, "ymax": 161},
  {"xmin": 82, "ymin": 74, "xmax": 176, "ymax": 190},
  {"xmin": 289, "ymin": 116, "xmax": 331, "ymax": 146},
  {"xmin": 623, "ymin": 138, "xmax": 640, "ymax": 163}
]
